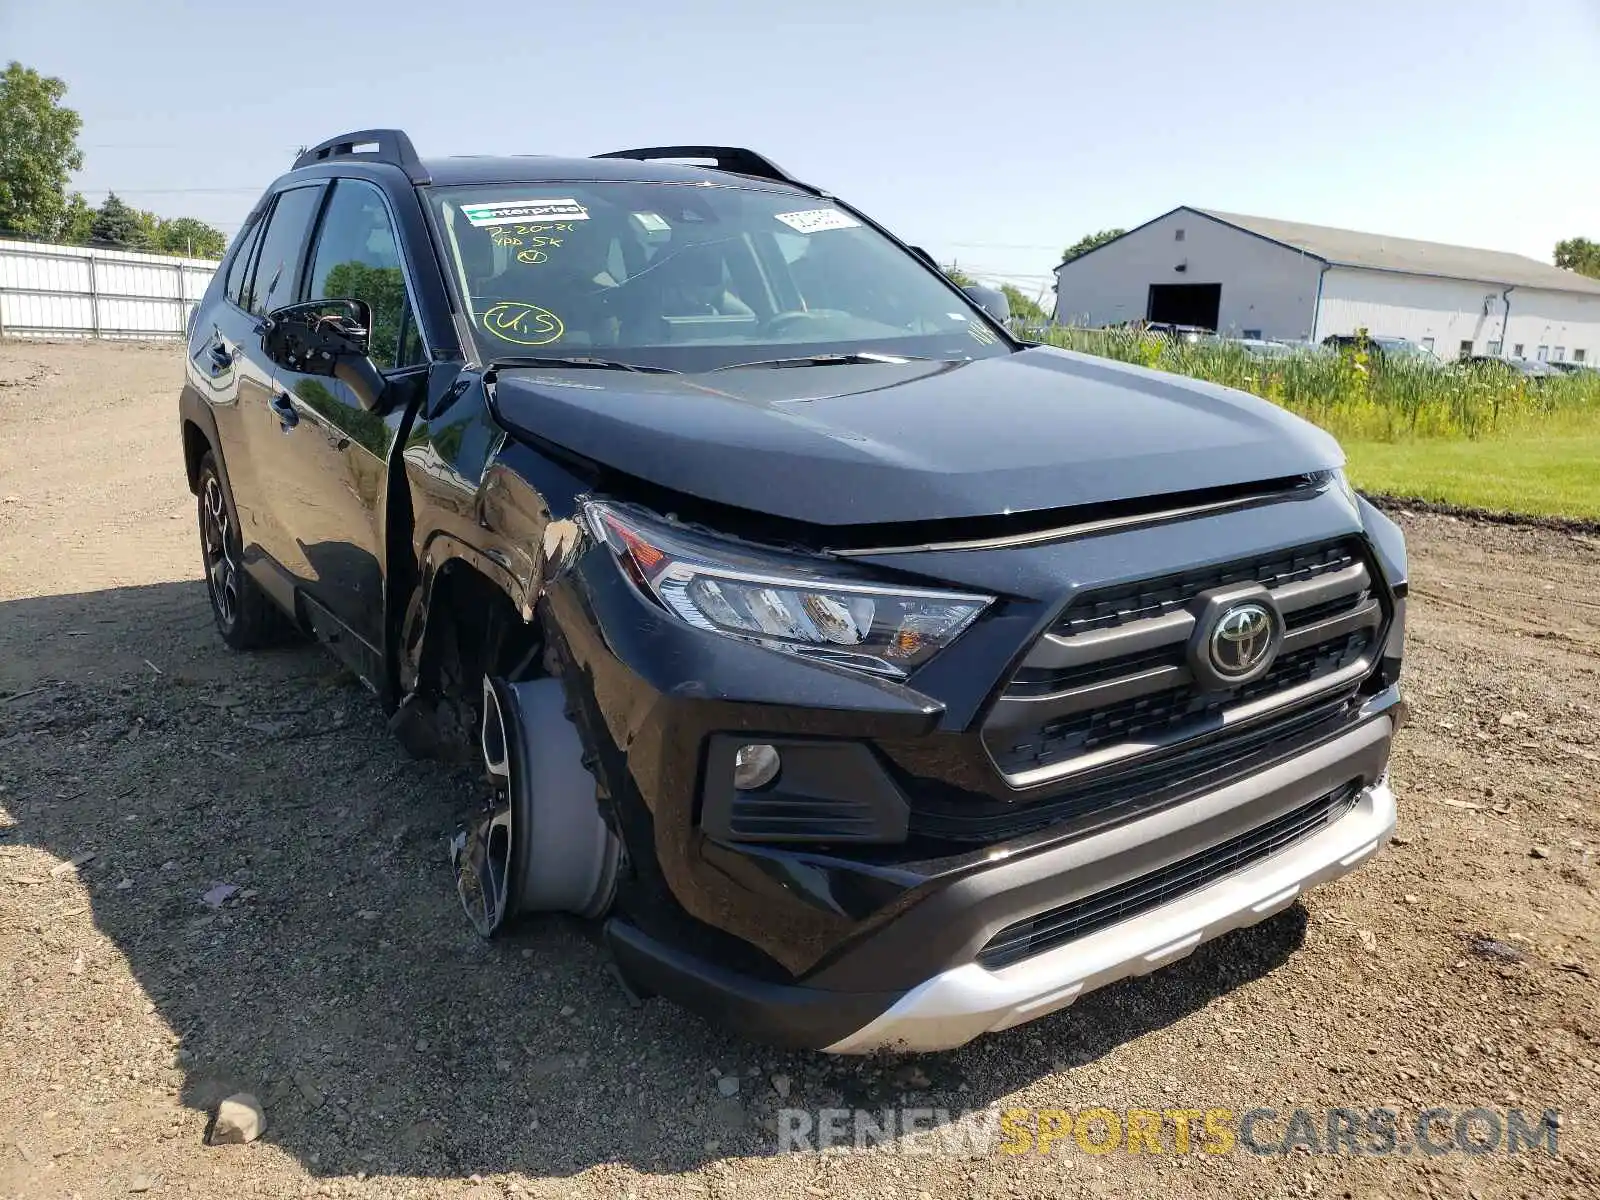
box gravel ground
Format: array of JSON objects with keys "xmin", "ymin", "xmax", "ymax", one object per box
[{"xmin": 1, "ymin": 340, "xmax": 1597, "ymax": 1200}]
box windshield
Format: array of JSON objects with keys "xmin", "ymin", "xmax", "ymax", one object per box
[{"xmin": 425, "ymin": 182, "xmax": 1009, "ymax": 371}]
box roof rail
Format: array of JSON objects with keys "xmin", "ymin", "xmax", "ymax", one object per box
[
  {"xmin": 293, "ymin": 129, "xmax": 430, "ymax": 184},
  {"xmin": 592, "ymin": 145, "xmax": 816, "ymax": 191}
]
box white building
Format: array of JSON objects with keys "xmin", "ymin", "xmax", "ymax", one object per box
[{"xmin": 1052, "ymin": 207, "xmax": 1600, "ymax": 363}]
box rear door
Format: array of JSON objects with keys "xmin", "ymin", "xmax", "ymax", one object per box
[
  {"xmin": 186, "ymin": 214, "xmax": 266, "ymax": 517},
  {"xmin": 254, "ymin": 177, "xmax": 429, "ymax": 664},
  {"xmin": 230, "ymin": 183, "xmax": 329, "ymax": 599}
]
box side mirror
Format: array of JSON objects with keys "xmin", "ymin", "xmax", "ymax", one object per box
[
  {"xmin": 262, "ymin": 299, "xmax": 388, "ymax": 412},
  {"xmin": 962, "ymin": 284, "xmax": 1011, "ymax": 324}
]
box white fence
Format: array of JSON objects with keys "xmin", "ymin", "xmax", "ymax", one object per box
[{"xmin": 0, "ymin": 238, "xmax": 219, "ymax": 340}]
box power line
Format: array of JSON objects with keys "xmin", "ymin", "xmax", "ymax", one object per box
[{"xmin": 75, "ymin": 187, "xmax": 261, "ymax": 195}]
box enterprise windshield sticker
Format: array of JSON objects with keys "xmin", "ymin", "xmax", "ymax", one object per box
[
  {"xmin": 462, "ymin": 199, "xmax": 589, "ymax": 227},
  {"xmin": 774, "ymin": 208, "xmax": 861, "ymax": 234}
]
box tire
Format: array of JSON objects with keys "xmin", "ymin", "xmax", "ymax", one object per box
[
  {"xmin": 454, "ymin": 676, "xmax": 620, "ymax": 937},
  {"xmin": 196, "ymin": 451, "xmax": 285, "ymax": 650}
]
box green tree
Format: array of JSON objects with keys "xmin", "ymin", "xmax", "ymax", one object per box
[
  {"xmin": 90, "ymin": 192, "xmax": 145, "ymax": 247},
  {"xmin": 1000, "ymin": 284, "xmax": 1047, "ymax": 324},
  {"xmin": 154, "ymin": 216, "xmax": 227, "ymax": 259},
  {"xmin": 0, "ymin": 61, "xmax": 86, "ymax": 239},
  {"xmin": 943, "ymin": 263, "xmax": 977, "ymax": 287},
  {"xmin": 1061, "ymin": 228, "xmax": 1125, "ymax": 263},
  {"xmin": 60, "ymin": 193, "xmax": 94, "ymax": 243},
  {"xmin": 133, "ymin": 206, "xmax": 162, "ymax": 250},
  {"xmin": 1555, "ymin": 237, "xmax": 1600, "ymax": 280}
]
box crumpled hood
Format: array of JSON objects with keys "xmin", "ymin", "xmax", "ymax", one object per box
[{"xmin": 489, "ymin": 346, "xmax": 1343, "ymax": 528}]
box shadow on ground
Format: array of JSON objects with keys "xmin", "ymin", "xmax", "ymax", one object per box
[{"xmin": 0, "ymin": 582, "xmax": 1309, "ymax": 1182}]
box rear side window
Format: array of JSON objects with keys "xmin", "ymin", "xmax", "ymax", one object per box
[
  {"xmin": 305, "ymin": 179, "xmax": 425, "ymax": 371},
  {"xmin": 243, "ymin": 185, "xmax": 324, "ymax": 317},
  {"xmin": 223, "ymin": 219, "xmax": 264, "ymax": 309}
]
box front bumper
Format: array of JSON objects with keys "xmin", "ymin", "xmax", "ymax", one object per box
[
  {"xmin": 825, "ymin": 776, "xmax": 1394, "ymax": 1053},
  {"xmin": 601, "ymin": 710, "xmax": 1397, "ymax": 1052}
]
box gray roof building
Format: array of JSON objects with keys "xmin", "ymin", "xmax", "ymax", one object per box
[
  {"xmin": 1193, "ymin": 209, "xmax": 1600, "ymax": 296},
  {"xmin": 1052, "ymin": 206, "xmax": 1600, "ymax": 360}
]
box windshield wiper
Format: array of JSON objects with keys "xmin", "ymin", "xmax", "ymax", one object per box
[
  {"xmin": 710, "ymin": 352, "xmax": 940, "ymax": 372},
  {"xmin": 486, "ymin": 355, "xmax": 678, "ymax": 375}
]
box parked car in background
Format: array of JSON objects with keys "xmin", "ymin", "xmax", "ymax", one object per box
[
  {"xmin": 1321, "ymin": 334, "xmax": 1443, "ymax": 366},
  {"xmin": 1466, "ymin": 355, "xmax": 1561, "ymax": 380},
  {"xmin": 1143, "ymin": 321, "xmax": 1210, "ymax": 343},
  {"xmin": 1548, "ymin": 360, "xmax": 1597, "ymax": 376},
  {"xmin": 1208, "ymin": 336, "xmax": 1312, "ymax": 360}
]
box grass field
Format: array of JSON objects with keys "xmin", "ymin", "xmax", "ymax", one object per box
[
  {"xmin": 1040, "ymin": 327, "xmax": 1600, "ymax": 520},
  {"xmin": 1345, "ymin": 432, "xmax": 1600, "ymax": 521}
]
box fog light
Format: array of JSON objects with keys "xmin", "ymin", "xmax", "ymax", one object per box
[{"xmin": 733, "ymin": 743, "xmax": 781, "ymax": 791}]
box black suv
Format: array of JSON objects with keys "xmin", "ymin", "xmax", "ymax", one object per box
[{"xmin": 179, "ymin": 130, "xmax": 1407, "ymax": 1053}]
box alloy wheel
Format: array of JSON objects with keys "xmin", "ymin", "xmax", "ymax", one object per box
[
  {"xmin": 452, "ymin": 679, "xmax": 516, "ymax": 937},
  {"xmin": 201, "ymin": 474, "xmax": 240, "ymax": 629}
]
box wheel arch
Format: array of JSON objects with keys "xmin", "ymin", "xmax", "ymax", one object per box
[
  {"xmin": 181, "ymin": 419, "xmax": 213, "ymax": 494},
  {"xmin": 391, "ymin": 536, "xmax": 542, "ymax": 758},
  {"xmin": 178, "ymin": 385, "xmax": 231, "ymax": 497},
  {"xmin": 403, "ymin": 535, "xmax": 532, "ymax": 675}
]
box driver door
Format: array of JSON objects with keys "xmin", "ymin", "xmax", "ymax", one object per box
[{"xmin": 256, "ymin": 178, "xmax": 428, "ymax": 671}]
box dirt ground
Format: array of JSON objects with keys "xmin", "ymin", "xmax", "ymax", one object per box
[{"xmin": 1, "ymin": 340, "xmax": 1597, "ymax": 1200}]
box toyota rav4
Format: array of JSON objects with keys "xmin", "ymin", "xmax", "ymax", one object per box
[{"xmin": 178, "ymin": 130, "xmax": 1407, "ymax": 1053}]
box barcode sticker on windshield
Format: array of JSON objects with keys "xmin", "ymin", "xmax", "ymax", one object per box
[
  {"xmin": 461, "ymin": 199, "xmax": 589, "ymax": 227},
  {"xmin": 774, "ymin": 209, "xmax": 861, "ymax": 234}
]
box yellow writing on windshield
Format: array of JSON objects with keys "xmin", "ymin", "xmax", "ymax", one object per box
[{"xmin": 481, "ymin": 302, "xmax": 564, "ymax": 346}]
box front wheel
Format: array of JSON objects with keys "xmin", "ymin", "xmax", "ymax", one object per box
[{"xmin": 452, "ymin": 676, "xmax": 620, "ymax": 937}]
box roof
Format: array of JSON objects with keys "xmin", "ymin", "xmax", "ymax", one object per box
[
  {"xmin": 418, "ymin": 154, "xmax": 806, "ymax": 192},
  {"xmin": 1198, "ymin": 208, "xmax": 1600, "ymax": 295},
  {"xmin": 1056, "ymin": 205, "xmax": 1600, "ymax": 296}
]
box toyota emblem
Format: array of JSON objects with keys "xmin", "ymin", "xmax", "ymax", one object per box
[{"xmin": 1209, "ymin": 602, "xmax": 1276, "ymax": 678}]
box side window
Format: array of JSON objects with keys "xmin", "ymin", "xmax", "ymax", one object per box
[
  {"xmin": 223, "ymin": 219, "xmax": 264, "ymax": 309},
  {"xmin": 305, "ymin": 179, "xmax": 424, "ymax": 372},
  {"xmin": 244, "ymin": 185, "xmax": 324, "ymax": 317}
]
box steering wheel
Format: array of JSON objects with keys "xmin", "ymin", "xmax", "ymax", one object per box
[{"xmin": 762, "ymin": 309, "xmax": 851, "ymax": 337}]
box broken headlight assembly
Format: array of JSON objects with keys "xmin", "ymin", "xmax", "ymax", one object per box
[{"xmin": 584, "ymin": 501, "xmax": 992, "ymax": 679}]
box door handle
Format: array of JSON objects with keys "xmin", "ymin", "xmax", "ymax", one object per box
[
  {"xmin": 209, "ymin": 343, "xmax": 233, "ymax": 368},
  {"xmin": 269, "ymin": 392, "xmax": 300, "ymax": 431}
]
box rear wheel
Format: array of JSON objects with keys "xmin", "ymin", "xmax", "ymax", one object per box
[
  {"xmin": 452, "ymin": 676, "xmax": 619, "ymax": 937},
  {"xmin": 196, "ymin": 452, "xmax": 284, "ymax": 650}
]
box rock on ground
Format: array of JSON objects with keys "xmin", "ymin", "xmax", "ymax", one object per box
[{"xmin": 209, "ymin": 1093, "xmax": 266, "ymax": 1145}]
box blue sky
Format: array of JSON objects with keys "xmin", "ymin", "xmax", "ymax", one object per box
[{"xmin": 5, "ymin": 0, "xmax": 1596, "ymax": 299}]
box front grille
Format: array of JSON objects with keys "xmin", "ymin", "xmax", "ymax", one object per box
[
  {"xmin": 1007, "ymin": 631, "xmax": 1370, "ymax": 770},
  {"xmin": 1055, "ymin": 543, "xmax": 1357, "ymax": 638},
  {"xmin": 976, "ymin": 781, "xmax": 1360, "ymax": 970},
  {"xmin": 985, "ymin": 539, "xmax": 1384, "ymax": 784}
]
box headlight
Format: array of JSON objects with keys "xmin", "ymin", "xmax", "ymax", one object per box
[{"xmin": 584, "ymin": 501, "xmax": 992, "ymax": 679}]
